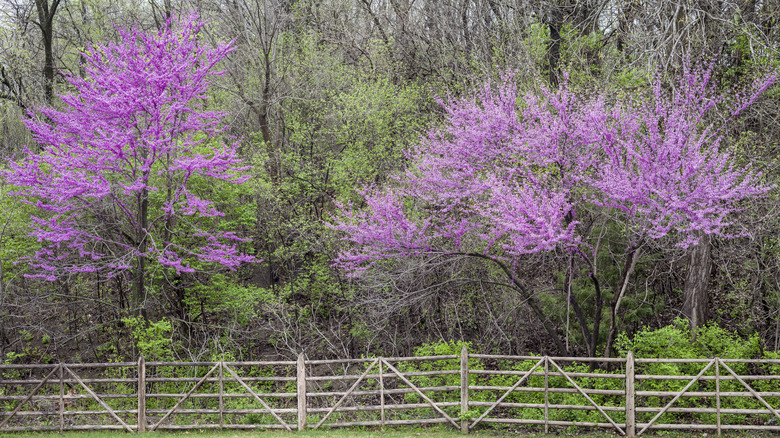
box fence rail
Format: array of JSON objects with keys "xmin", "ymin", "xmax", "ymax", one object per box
[{"xmin": 2, "ymin": 349, "xmax": 780, "ymax": 435}]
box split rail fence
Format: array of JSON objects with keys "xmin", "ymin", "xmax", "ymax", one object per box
[{"xmin": 2, "ymin": 348, "xmax": 780, "ymax": 435}]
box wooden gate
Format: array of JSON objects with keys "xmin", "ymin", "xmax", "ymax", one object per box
[
  {"xmin": 149, "ymin": 362, "xmax": 291, "ymax": 431},
  {"xmin": 0, "ymin": 363, "xmax": 135, "ymax": 433},
  {"xmin": 307, "ymin": 356, "xmax": 461, "ymax": 430}
]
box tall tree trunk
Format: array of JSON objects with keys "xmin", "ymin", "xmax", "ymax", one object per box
[
  {"xmin": 34, "ymin": 0, "xmax": 61, "ymax": 104},
  {"xmin": 135, "ymin": 187, "xmax": 149, "ymax": 319},
  {"xmin": 683, "ymin": 234, "xmax": 711, "ymax": 332}
]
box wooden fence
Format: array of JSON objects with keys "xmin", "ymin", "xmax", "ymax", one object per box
[{"xmin": 2, "ymin": 349, "xmax": 780, "ymax": 435}]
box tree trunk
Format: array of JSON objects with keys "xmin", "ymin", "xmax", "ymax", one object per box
[
  {"xmin": 683, "ymin": 234, "xmax": 711, "ymax": 332},
  {"xmin": 135, "ymin": 187, "xmax": 149, "ymax": 319},
  {"xmin": 34, "ymin": 0, "xmax": 61, "ymax": 104}
]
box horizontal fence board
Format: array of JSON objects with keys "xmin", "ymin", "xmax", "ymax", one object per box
[
  {"xmin": 153, "ymin": 424, "xmax": 291, "ymax": 430},
  {"xmin": 307, "ymin": 402, "xmax": 461, "ymax": 414},
  {"xmin": 308, "ymin": 386, "xmax": 458, "ymax": 398},
  {"xmin": 469, "ymin": 401, "xmax": 626, "ymax": 412},
  {"xmin": 470, "ymin": 355, "xmax": 626, "ymax": 363},
  {"xmin": 1, "ymin": 425, "xmax": 137, "ymax": 432},
  {"xmin": 145, "ymin": 361, "xmax": 296, "ymax": 367},
  {"xmin": 479, "ymin": 418, "xmax": 625, "ymax": 428},
  {"xmin": 470, "ymin": 385, "xmax": 625, "ymax": 395},
  {"xmin": 146, "ymin": 376, "xmax": 295, "ymax": 383},
  {"xmin": 0, "ymin": 394, "xmax": 137, "ymax": 400},
  {"xmin": 146, "ymin": 392, "xmax": 296, "ymax": 398},
  {"xmin": 0, "ymin": 378, "xmax": 138, "ymax": 384},
  {"xmin": 470, "ymin": 370, "xmax": 626, "ymax": 379},
  {"xmin": 145, "ymin": 408, "xmax": 297, "ymax": 414},
  {"xmin": 636, "ymin": 374, "xmax": 780, "ymax": 381},
  {"xmin": 321, "ymin": 418, "xmax": 451, "ymax": 428},
  {"xmin": 304, "ymin": 355, "xmax": 458, "ymax": 365},
  {"xmin": 306, "ymin": 370, "xmax": 459, "ymax": 381},
  {"xmin": 636, "ymin": 390, "xmax": 780, "ymax": 397}
]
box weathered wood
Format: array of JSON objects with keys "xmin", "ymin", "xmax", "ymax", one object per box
[
  {"xmin": 310, "ymin": 386, "xmax": 458, "ymax": 397},
  {"xmin": 307, "ymin": 369, "xmax": 459, "ymax": 381},
  {"xmin": 306, "ymin": 355, "xmax": 458, "ymax": 365},
  {"xmin": 470, "ymin": 354, "xmax": 626, "ymax": 362},
  {"xmin": 544, "ymin": 357, "xmax": 550, "ymax": 434},
  {"xmin": 59, "ymin": 363, "xmax": 64, "ymax": 433},
  {"xmin": 154, "ymin": 423, "xmax": 289, "ymax": 430},
  {"xmin": 138, "ymin": 355, "xmax": 146, "ymax": 433},
  {"xmin": 469, "ymin": 385, "xmax": 624, "ymax": 395},
  {"xmin": 222, "ymin": 363, "xmax": 293, "ymax": 431},
  {"xmin": 219, "ymin": 362, "xmax": 224, "ymax": 429},
  {"xmin": 307, "ymin": 401, "xmax": 460, "ymax": 414},
  {"xmin": 314, "ymin": 358, "xmax": 379, "ymax": 429},
  {"xmin": 715, "ymin": 358, "xmax": 721, "ymax": 436},
  {"xmin": 297, "ymin": 354, "xmax": 306, "ymax": 431},
  {"xmin": 548, "ymin": 358, "xmax": 625, "ymax": 435},
  {"xmin": 637, "ymin": 359, "xmax": 714, "ymax": 436},
  {"xmin": 379, "ymin": 359, "xmax": 385, "ymax": 430},
  {"xmin": 636, "ymin": 390, "xmax": 780, "ymax": 397},
  {"xmin": 147, "ymin": 375, "xmax": 295, "ymax": 383},
  {"xmin": 21, "ymin": 402, "xmax": 780, "ymax": 417},
  {"xmin": 636, "ymin": 374, "xmax": 780, "ymax": 381},
  {"xmin": 150, "ymin": 362, "xmax": 220, "ymax": 431},
  {"xmin": 470, "ymin": 369, "xmax": 625, "ymax": 379},
  {"xmin": 470, "ymin": 357, "xmax": 545, "ymax": 429},
  {"xmin": 1, "ymin": 377, "xmax": 138, "ymax": 385},
  {"xmin": 480, "ymin": 418, "xmax": 625, "ymax": 428},
  {"xmin": 626, "ymin": 351, "xmax": 635, "ymax": 437},
  {"xmin": 460, "ymin": 346, "xmax": 468, "ymax": 434},
  {"xmin": 382, "ymin": 358, "xmax": 460, "ymax": 429},
  {"xmin": 6, "ymin": 353, "xmax": 780, "ymax": 435},
  {"xmin": 0, "ymin": 364, "xmax": 60, "ymax": 429},
  {"xmin": 147, "ymin": 391, "xmax": 296, "ymax": 398},
  {"xmin": 145, "ymin": 361, "xmax": 295, "ymax": 366},
  {"xmin": 1, "ymin": 407, "xmax": 297, "ymax": 416},
  {"xmin": 323, "ymin": 418, "xmax": 450, "ymax": 427},
  {"xmin": 64, "ymin": 365, "xmax": 134, "ymax": 433},
  {"xmin": 0, "ymin": 362, "xmax": 135, "ymax": 369},
  {"xmin": 718, "ymin": 359, "xmax": 780, "ymax": 422},
  {"xmin": 634, "ymin": 358, "xmax": 724, "ymax": 363}
]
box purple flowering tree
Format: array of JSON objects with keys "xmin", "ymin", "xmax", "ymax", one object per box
[
  {"xmin": 333, "ymin": 64, "xmax": 776, "ymax": 356},
  {"xmin": 3, "ymin": 15, "xmax": 254, "ymax": 313}
]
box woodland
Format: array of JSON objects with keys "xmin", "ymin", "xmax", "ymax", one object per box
[{"xmin": 0, "ymin": 0, "xmax": 779, "ymax": 365}]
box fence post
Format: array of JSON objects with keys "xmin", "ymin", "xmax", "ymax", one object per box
[
  {"xmin": 219, "ymin": 362, "xmax": 224, "ymax": 429},
  {"xmin": 138, "ymin": 355, "xmax": 146, "ymax": 433},
  {"xmin": 59, "ymin": 363, "xmax": 64, "ymax": 433},
  {"xmin": 544, "ymin": 357, "xmax": 549, "ymax": 434},
  {"xmin": 379, "ymin": 358, "xmax": 385, "ymax": 430},
  {"xmin": 715, "ymin": 358, "xmax": 721, "ymax": 436},
  {"xmin": 625, "ymin": 351, "xmax": 635, "ymax": 437},
  {"xmin": 297, "ymin": 353, "xmax": 307, "ymax": 431},
  {"xmin": 460, "ymin": 345, "xmax": 469, "ymax": 434}
]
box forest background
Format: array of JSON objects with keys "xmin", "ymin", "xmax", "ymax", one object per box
[{"xmin": 0, "ymin": 0, "xmax": 779, "ymax": 364}]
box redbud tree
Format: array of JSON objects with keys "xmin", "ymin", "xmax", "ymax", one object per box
[
  {"xmin": 2, "ymin": 15, "xmax": 254, "ymax": 313},
  {"xmin": 333, "ymin": 63, "xmax": 776, "ymax": 356}
]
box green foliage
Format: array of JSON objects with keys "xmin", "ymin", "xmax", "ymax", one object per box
[
  {"xmin": 396, "ymin": 341, "xmax": 482, "ymax": 419},
  {"xmin": 616, "ymin": 319, "xmax": 776, "ymax": 425},
  {"xmin": 188, "ymin": 275, "xmax": 273, "ymax": 327},
  {"xmin": 122, "ymin": 316, "xmax": 173, "ymax": 361},
  {"xmin": 615, "ymin": 317, "xmax": 762, "ymax": 360}
]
